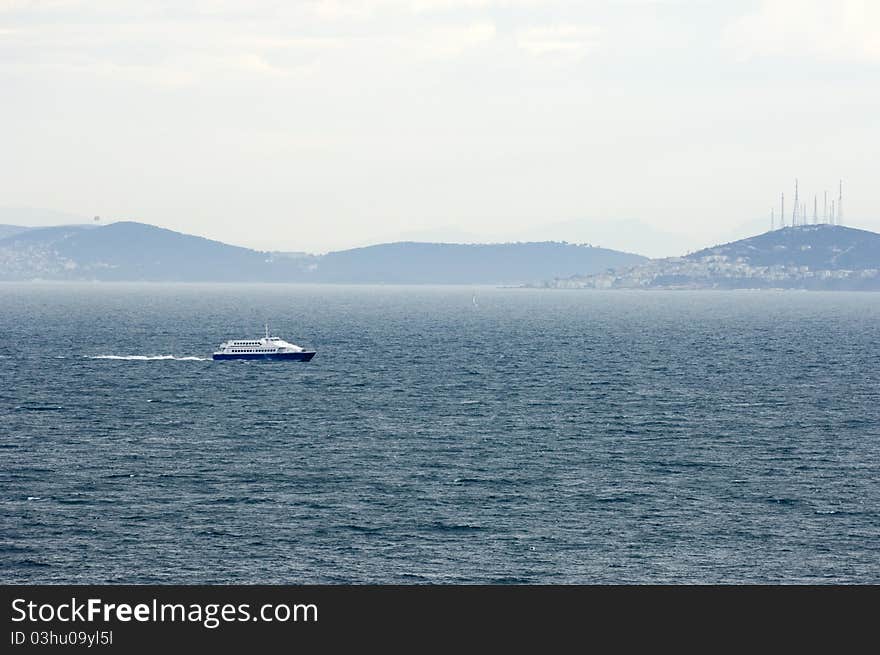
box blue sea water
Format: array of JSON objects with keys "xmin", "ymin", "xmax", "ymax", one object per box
[{"xmin": 1, "ymin": 283, "xmax": 878, "ymax": 583}]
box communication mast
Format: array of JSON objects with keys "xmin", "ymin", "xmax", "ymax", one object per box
[
  {"xmin": 792, "ymin": 179, "xmax": 799, "ymax": 226},
  {"xmin": 837, "ymin": 180, "xmax": 843, "ymax": 225}
]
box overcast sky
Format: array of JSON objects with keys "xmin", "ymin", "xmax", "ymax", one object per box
[{"xmin": 2, "ymin": 0, "xmax": 878, "ymax": 254}]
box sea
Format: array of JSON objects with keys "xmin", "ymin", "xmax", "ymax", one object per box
[{"xmin": 1, "ymin": 283, "xmax": 878, "ymax": 584}]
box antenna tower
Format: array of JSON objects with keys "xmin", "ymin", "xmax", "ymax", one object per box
[{"xmin": 837, "ymin": 180, "xmax": 843, "ymax": 225}]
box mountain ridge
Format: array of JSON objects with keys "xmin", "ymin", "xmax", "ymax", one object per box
[{"xmin": 0, "ymin": 220, "xmax": 646, "ymax": 284}]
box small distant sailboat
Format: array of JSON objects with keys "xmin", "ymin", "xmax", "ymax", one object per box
[{"xmin": 472, "ymin": 292, "xmax": 478, "ymax": 309}]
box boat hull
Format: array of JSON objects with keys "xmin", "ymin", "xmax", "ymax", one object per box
[{"xmin": 212, "ymin": 351, "xmax": 316, "ymax": 361}]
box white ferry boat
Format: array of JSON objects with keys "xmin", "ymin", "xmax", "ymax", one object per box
[{"xmin": 213, "ymin": 326, "xmax": 316, "ymax": 361}]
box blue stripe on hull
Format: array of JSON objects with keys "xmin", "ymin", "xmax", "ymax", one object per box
[{"xmin": 212, "ymin": 351, "xmax": 316, "ymax": 361}]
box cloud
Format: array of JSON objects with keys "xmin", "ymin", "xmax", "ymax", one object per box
[
  {"xmin": 723, "ymin": 0, "xmax": 880, "ymax": 63},
  {"xmin": 516, "ymin": 25, "xmax": 601, "ymax": 58},
  {"xmin": 0, "ymin": 0, "xmax": 612, "ymax": 89},
  {"xmin": 0, "ymin": 1, "xmax": 503, "ymax": 86},
  {"xmin": 24, "ymin": 51, "xmax": 303, "ymax": 88},
  {"xmin": 312, "ymin": 0, "xmax": 537, "ymax": 15},
  {"xmin": 417, "ymin": 21, "xmax": 496, "ymax": 58}
]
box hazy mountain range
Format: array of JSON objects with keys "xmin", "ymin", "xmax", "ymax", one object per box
[
  {"xmin": 4, "ymin": 217, "xmax": 880, "ymax": 288},
  {"xmin": 0, "ymin": 221, "xmax": 646, "ymax": 284},
  {"xmin": 392, "ymin": 216, "xmax": 880, "ymax": 259},
  {"xmin": 393, "ymin": 218, "xmax": 735, "ymax": 258},
  {"xmin": 0, "ymin": 207, "xmax": 92, "ymax": 228}
]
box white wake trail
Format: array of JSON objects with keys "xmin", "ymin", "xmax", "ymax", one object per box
[{"xmin": 86, "ymin": 355, "xmax": 211, "ymax": 361}]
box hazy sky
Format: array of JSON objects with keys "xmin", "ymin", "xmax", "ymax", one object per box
[{"xmin": 2, "ymin": 0, "xmax": 879, "ymax": 254}]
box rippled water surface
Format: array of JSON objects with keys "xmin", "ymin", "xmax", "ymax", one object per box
[{"xmin": 2, "ymin": 284, "xmax": 879, "ymax": 583}]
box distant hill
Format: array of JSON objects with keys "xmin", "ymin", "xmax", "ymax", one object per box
[
  {"xmin": 0, "ymin": 224, "xmax": 30, "ymax": 240},
  {"xmin": 0, "ymin": 207, "xmax": 88, "ymax": 227},
  {"xmin": 0, "ymin": 222, "xmax": 310, "ymax": 282},
  {"xmin": 315, "ymin": 241, "xmax": 645, "ymax": 284},
  {"xmin": 514, "ymin": 218, "xmax": 704, "ymax": 259},
  {"xmin": 541, "ymin": 225, "xmax": 880, "ymax": 290},
  {"xmin": 687, "ymin": 224, "xmax": 880, "ymax": 270},
  {"xmin": 0, "ymin": 221, "xmax": 646, "ymax": 284}
]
